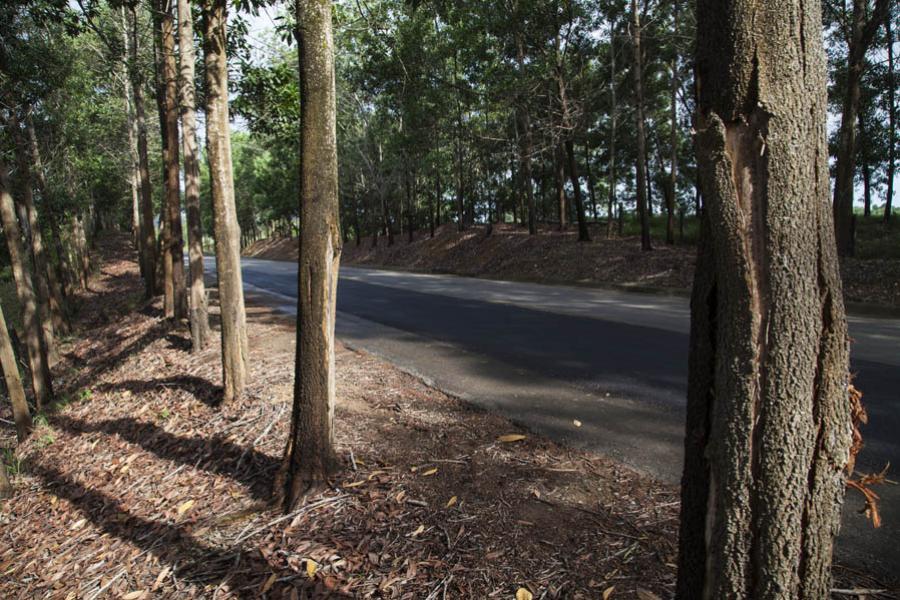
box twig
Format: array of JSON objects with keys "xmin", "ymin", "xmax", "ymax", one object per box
[
  {"xmin": 231, "ymin": 495, "xmax": 349, "ymax": 545},
  {"xmin": 86, "ymin": 568, "xmax": 127, "ymax": 600}
]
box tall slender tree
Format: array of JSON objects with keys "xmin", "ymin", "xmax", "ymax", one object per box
[
  {"xmin": 278, "ymin": 0, "xmax": 341, "ymax": 510},
  {"xmin": 203, "ymin": 0, "xmax": 249, "ymax": 402},
  {"xmin": 631, "ymin": 0, "xmax": 651, "ymax": 251},
  {"xmin": 0, "ymin": 158, "xmax": 53, "ymax": 410},
  {"xmin": 885, "ymin": 12, "xmax": 896, "ymax": 224},
  {"xmin": 678, "ymin": 0, "xmax": 852, "ymax": 596},
  {"xmin": 178, "ymin": 0, "xmax": 211, "ymax": 351}
]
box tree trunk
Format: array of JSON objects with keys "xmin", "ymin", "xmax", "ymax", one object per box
[
  {"xmin": 833, "ymin": 0, "xmax": 891, "ymax": 255},
  {"xmin": 678, "ymin": 1, "xmax": 851, "ymax": 596},
  {"xmin": 0, "ymin": 461, "xmax": 10, "ymax": 498},
  {"xmin": 129, "ymin": 4, "xmax": 158, "ymax": 298},
  {"xmin": 278, "ymin": 0, "xmax": 341, "ymax": 511},
  {"xmin": 632, "ymin": 0, "xmax": 651, "ymax": 251},
  {"xmin": 515, "ymin": 31, "xmax": 537, "ymax": 235},
  {"xmin": 555, "ymin": 145, "xmax": 567, "ymax": 229},
  {"xmin": 203, "ymin": 0, "xmax": 249, "ymax": 403},
  {"xmin": 666, "ymin": 0, "xmax": 679, "ymax": 245},
  {"xmin": 178, "ymin": 0, "xmax": 210, "ymax": 351},
  {"xmin": 0, "ymin": 159, "xmax": 53, "ymax": 410},
  {"xmin": 607, "ymin": 23, "xmax": 617, "ymax": 238},
  {"xmin": 9, "ymin": 115, "xmax": 57, "ymax": 364},
  {"xmin": 862, "ymin": 156, "xmax": 872, "ymax": 217},
  {"xmin": 0, "ymin": 300, "xmax": 32, "ymax": 441},
  {"xmin": 565, "ymin": 140, "xmax": 591, "ymax": 241},
  {"xmin": 155, "ymin": 0, "xmax": 187, "ymax": 320},
  {"xmin": 885, "ymin": 13, "xmax": 895, "ymax": 224},
  {"xmin": 584, "ymin": 141, "xmax": 597, "ymax": 220}
]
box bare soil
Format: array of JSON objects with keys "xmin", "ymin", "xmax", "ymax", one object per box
[{"xmin": 244, "ymin": 224, "xmax": 900, "ymax": 309}]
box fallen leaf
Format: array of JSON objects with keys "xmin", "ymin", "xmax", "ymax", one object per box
[
  {"xmin": 122, "ymin": 591, "xmax": 146, "ymax": 600},
  {"xmin": 153, "ymin": 567, "xmax": 170, "ymax": 590},
  {"xmin": 70, "ymin": 519, "xmax": 86, "ymax": 531},
  {"xmin": 516, "ymin": 588, "xmax": 533, "ymax": 600},
  {"xmin": 635, "ymin": 589, "xmax": 661, "ymax": 600},
  {"xmin": 421, "ymin": 467, "xmax": 438, "ymax": 477},
  {"xmin": 573, "ymin": 419, "xmax": 582, "ymax": 427},
  {"xmin": 176, "ymin": 500, "xmax": 194, "ymax": 515},
  {"xmin": 498, "ymin": 434, "xmax": 526, "ymax": 443},
  {"xmin": 260, "ymin": 573, "xmax": 277, "ymax": 594},
  {"xmin": 306, "ymin": 559, "xmax": 317, "ymax": 579},
  {"xmin": 410, "ymin": 524, "xmax": 425, "ymax": 537},
  {"xmin": 603, "ymin": 586, "xmax": 615, "ymax": 599},
  {"xmin": 446, "ymin": 496, "xmax": 458, "ymax": 508}
]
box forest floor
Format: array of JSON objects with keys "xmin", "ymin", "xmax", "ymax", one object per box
[
  {"xmin": 244, "ymin": 223, "xmax": 900, "ymax": 311},
  {"xmin": 1, "ymin": 234, "xmax": 894, "ymax": 599}
]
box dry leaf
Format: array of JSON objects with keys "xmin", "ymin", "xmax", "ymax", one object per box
[
  {"xmin": 635, "ymin": 589, "xmax": 661, "ymax": 600},
  {"xmin": 516, "ymin": 588, "xmax": 533, "ymax": 600},
  {"xmin": 260, "ymin": 573, "xmax": 277, "ymax": 594},
  {"xmin": 498, "ymin": 434, "xmax": 527, "ymax": 443},
  {"xmin": 446, "ymin": 496, "xmax": 458, "ymax": 508},
  {"xmin": 602, "ymin": 586, "xmax": 615, "ymax": 599},
  {"xmin": 573, "ymin": 419, "xmax": 582, "ymax": 427},
  {"xmin": 153, "ymin": 567, "xmax": 170, "ymax": 591},
  {"xmin": 122, "ymin": 591, "xmax": 146, "ymax": 600},
  {"xmin": 176, "ymin": 500, "xmax": 194, "ymax": 515},
  {"xmin": 421, "ymin": 467, "xmax": 438, "ymax": 477},
  {"xmin": 410, "ymin": 524, "xmax": 425, "ymax": 537},
  {"xmin": 70, "ymin": 519, "xmax": 86, "ymax": 531},
  {"xmin": 306, "ymin": 560, "xmax": 317, "ymax": 579}
]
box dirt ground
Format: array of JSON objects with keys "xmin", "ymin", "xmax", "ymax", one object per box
[
  {"xmin": 1, "ymin": 235, "xmax": 894, "ymax": 599},
  {"xmin": 244, "ymin": 224, "xmax": 900, "ymax": 309}
]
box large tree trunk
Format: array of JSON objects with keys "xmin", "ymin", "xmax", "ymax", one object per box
[
  {"xmin": 129, "ymin": 4, "xmax": 158, "ymax": 298},
  {"xmin": 0, "ymin": 300, "xmax": 32, "ymax": 441},
  {"xmin": 631, "ymin": 0, "xmax": 651, "ymax": 251},
  {"xmin": 832, "ymin": 0, "xmax": 891, "ymax": 255},
  {"xmin": 0, "ymin": 159, "xmax": 53, "ymax": 410},
  {"xmin": 278, "ymin": 0, "xmax": 341, "ymax": 511},
  {"xmin": 607, "ymin": 22, "xmax": 617, "ymax": 238},
  {"xmin": 178, "ymin": 0, "xmax": 211, "ymax": 351},
  {"xmin": 203, "ymin": 0, "xmax": 249, "ymax": 403},
  {"xmin": 678, "ymin": 1, "xmax": 852, "ymax": 597},
  {"xmin": 155, "ymin": 0, "xmax": 187, "ymax": 320},
  {"xmin": 885, "ymin": 14, "xmax": 896, "ymax": 225}
]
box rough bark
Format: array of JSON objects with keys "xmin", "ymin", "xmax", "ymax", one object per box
[
  {"xmin": 0, "ymin": 158, "xmax": 53, "ymax": 410},
  {"xmin": 631, "ymin": 0, "xmax": 651, "ymax": 251},
  {"xmin": 178, "ymin": 0, "xmax": 210, "ymax": 351},
  {"xmin": 278, "ymin": 0, "xmax": 341, "ymax": 511},
  {"xmin": 155, "ymin": 0, "xmax": 187, "ymax": 320},
  {"xmin": 0, "ymin": 300, "xmax": 32, "ymax": 441},
  {"xmin": 203, "ymin": 0, "xmax": 249, "ymax": 403},
  {"xmin": 832, "ymin": 0, "xmax": 891, "ymax": 255},
  {"xmin": 129, "ymin": 4, "xmax": 158, "ymax": 298},
  {"xmin": 677, "ymin": 1, "xmax": 852, "ymax": 597}
]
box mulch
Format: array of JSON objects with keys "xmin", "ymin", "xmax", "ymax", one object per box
[{"xmin": 1, "ymin": 234, "xmax": 895, "ymax": 599}]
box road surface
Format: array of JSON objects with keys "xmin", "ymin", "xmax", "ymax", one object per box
[{"xmin": 209, "ymin": 256, "xmax": 900, "ymax": 581}]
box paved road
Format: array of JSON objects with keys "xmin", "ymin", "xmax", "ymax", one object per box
[{"xmin": 213, "ymin": 256, "xmax": 900, "ymax": 581}]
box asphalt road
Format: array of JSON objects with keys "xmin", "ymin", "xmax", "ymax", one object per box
[{"xmin": 211, "ymin": 256, "xmax": 900, "ymax": 582}]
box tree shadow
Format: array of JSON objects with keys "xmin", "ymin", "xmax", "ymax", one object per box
[
  {"xmin": 94, "ymin": 376, "xmax": 224, "ymax": 407},
  {"xmin": 53, "ymin": 415, "xmax": 276, "ymax": 501},
  {"xmin": 31, "ymin": 462, "xmax": 351, "ymax": 599},
  {"xmin": 164, "ymin": 333, "xmax": 193, "ymax": 353}
]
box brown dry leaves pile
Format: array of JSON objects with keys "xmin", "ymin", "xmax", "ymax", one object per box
[{"xmin": 0, "ymin": 235, "xmax": 680, "ymax": 599}]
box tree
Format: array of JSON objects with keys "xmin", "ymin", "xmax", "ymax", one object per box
[
  {"xmin": 631, "ymin": 0, "xmax": 650, "ymax": 251},
  {"xmin": 0, "ymin": 157, "xmax": 53, "ymax": 410},
  {"xmin": 830, "ymin": 0, "xmax": 891, "ymax": 255},
  {"xmin": 178, "ymin": 0, "xmax": 210, "ymax": 351},
  {"xmin": 128, "ymin": 3, "xmax": 158, "ymax": 298},
  {"xmin": 0, "ymin": 461, "xmax": 10, "ymax": 498},
  {"xmin": 154, "ymin": 0, "xmax": 187, "ymax": 319},
  {"xmin": 0, "ymin": 300, "xmax": 32, "ymax": 442},
  {"xmin": 278, "ymin": 0, "xmax": 341, "ymax": 511},
  {"xmin": 885, "ymin": 11, "xmax": 896, "ymax": 224},
  {"xmin": 203, "ymin": 0, "xmax": 249, "ymax": 402},
  {"xmin": 678, "ymin": 0, "xmax": 852, "ymax": 596}
]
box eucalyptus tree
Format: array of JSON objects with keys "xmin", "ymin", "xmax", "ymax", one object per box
[{"xmin": 679, "ymin": 0, "xmax": 852, "ymax": 596}]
